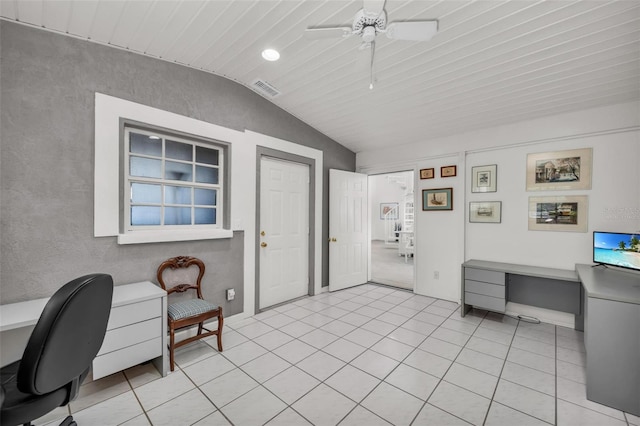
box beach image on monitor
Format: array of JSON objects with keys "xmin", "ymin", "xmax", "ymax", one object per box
[{"xmin": 594, "ymin": 232, "xmax": 640, "ymax": 270}]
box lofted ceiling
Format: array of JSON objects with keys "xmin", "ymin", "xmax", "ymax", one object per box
[{"xmin": 1, "ymin": 0, "xmax": 639, "ymax": 154}]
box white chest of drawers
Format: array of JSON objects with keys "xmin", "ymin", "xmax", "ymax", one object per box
[
  {"xmin": 92, "ymin": 281, "xmax": 167, "ymax": 379},
  {"xmin": 0, "ymin": 281, "xmax": 167, "ymax": 379}
]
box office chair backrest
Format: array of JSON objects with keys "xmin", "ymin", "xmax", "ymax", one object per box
[{"xmin": 17, "ymin": 274, "xmax": 113, "ymax": 395}]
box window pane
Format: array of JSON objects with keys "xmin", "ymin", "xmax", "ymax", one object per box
[
  {"xmin": 196, "ymin": 165, "xmax": 218, "ymax": 184},
  {"xmin": 130, "ymin": 132, "xmax": 162, "ymax": 156},
  {"xmin": 194, "ymin": 188, "xmax": 216, "ymax": 206},
  {"xmin": 196, "ymin": 146, "xmax": 219, "ymax": 165},
  {"xmin": 165, "ymin": 207, "xmax": 191, "ymax": 225},
  {"xmin": 165, "ymin": 185, "xmax": 191, "ymax": 205},
  {"xmin": 130, "ymin": 156, "xmax": 162, "ymax": 178},
  {"xmin": 131, "ymin": 183, "xmax": 161, "ymax": 204},
  {"xmin": 195, "ymin": 208, "xmax": 216, "ymax": 224},
  {"xmin": 166, "ymin": 140, "xmax": 192, "ymax": 161},
  {"xmin": 165, "ymin": 161, "xmax": 192, "ymax": 181},
  {"xmin": 131, "ymin": 206, "xmax": 161, "ymax": 225}
]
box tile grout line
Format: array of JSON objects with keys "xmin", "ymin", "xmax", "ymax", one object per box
[
  {"xmin": 76, "ymin": 283, "xmax": 616, "ymax": 426},
  {"xmin": 408, "ymin": 306, "xmax": 489, "ymax": 426}
]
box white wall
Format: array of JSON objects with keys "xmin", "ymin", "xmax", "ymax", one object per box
[
  {"xmin": 358, "ymin": 101, "xmax": 640, "ymax": 306},
  {"xmin": 465, "ymin": 132, "xmax": 640, "ymax": 270},
  {"xmin": 414, "ymin": 155, "xmax": 466, "ymax": 301}
]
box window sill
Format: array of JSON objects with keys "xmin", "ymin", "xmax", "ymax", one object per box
[{"xmin": 117, "ymin": 229, "xmax": 233, "ymax": 245}]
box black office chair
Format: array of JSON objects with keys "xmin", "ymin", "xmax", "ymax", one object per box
[{"xmin": 0, "ymin": 274, "xmax": 113, "ymax": 426}]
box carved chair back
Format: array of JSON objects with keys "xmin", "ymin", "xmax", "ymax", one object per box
[{"xmin": 156, "ymin": 256, "xmax": 206, "ymax": 299}]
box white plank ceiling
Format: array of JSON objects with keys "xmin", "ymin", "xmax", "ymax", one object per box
[{"xmin": 2, "ymin": 0, "xmax": 639, "ymax": 153}]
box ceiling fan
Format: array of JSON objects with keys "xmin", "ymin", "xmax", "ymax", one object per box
[{"xmin": 305, "ymin": 0, "xmax": 438, "ymax": 89}]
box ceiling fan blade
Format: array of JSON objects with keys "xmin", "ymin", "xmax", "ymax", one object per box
[
  {"xmin": 304, "ymin": 27, "xmax": 353, "ymax": 40},
  {"xmin": 363, "ymin": 0, "xmax": 385, "ymax": 17},
  {"xmin": 386, "ymin": 21, "xmax": 438, "ymax": 41}
]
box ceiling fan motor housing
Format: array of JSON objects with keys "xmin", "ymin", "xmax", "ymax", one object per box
[{"xmin": 352, "ymin": 9, "xmax": 386, "ymax": 40}]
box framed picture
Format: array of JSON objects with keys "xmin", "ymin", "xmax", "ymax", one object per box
[
  {"xmin": 380, "ymin": 202, "xmax": 398, "ymax": 220},
  {"xmin": 528, "ymin": 195, "xmax": 588, "ymax": 232},
  {"xmin": 422, "ymin": 188, "xmax": 453, "ymax": 211},
  {"xmin": 526, "ymin": 148, "xmax": 592, "ymax": 191},
  {"xmin": 420, "ymin": 168, "xmax": 434, "ymax": 179},
  {"xmin": 441, "ymin": 165, "xmax": 457, "ymax": 178},
  {"xmin": 471, "ymin": 164, "xmax": 497, "ymax": 193},
  {"xmin": 469, "ymin": 201, "xmax": 501, "ymax": 223}
]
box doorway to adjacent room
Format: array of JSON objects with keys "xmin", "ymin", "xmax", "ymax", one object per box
[{"xmin": 368, "ymin": 171, "xmax": 415, "ymax": 290}]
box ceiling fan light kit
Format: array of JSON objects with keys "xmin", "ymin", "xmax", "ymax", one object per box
[{"xmin": 305, "ymin": 0, "xmax": 438, "ymax": 89}]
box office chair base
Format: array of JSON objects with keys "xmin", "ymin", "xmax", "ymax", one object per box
[{"xmin": 59, "ymin": 415, "xmax": 77, "ymax": 426}]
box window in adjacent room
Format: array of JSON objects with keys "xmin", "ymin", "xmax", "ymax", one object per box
[{"xmin": 123, "ymin": 125, "xmax": 227, "ymax": 232}]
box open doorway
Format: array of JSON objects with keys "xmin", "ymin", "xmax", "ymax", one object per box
[{"xmin": 368, "ymin": 171, "xmax": 415, "ymax": 290}]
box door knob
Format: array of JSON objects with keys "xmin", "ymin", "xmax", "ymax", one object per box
[
  {"xmin": 261, "ymin": 242, "xmax": 267, "ymax": 248},
  {"xmin": 332, "ymin": 238, "xmax": 337, "ymax": 242},
  {"xmin": 260, "ymin": 231, "xmax": 266, "ymax": 236}
]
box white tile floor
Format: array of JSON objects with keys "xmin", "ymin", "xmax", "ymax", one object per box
[{"xmin": 37, "ymin": 284, "xmax": 639, "ymax": 426}]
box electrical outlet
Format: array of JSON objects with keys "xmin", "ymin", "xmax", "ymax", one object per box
[
  {"xmin": 226, "ymin": 288, "xmax": 235, "ymax": 301},
  {"xmin": 433, "ymin": 271, "xmax": 439, "ymax": 279}
]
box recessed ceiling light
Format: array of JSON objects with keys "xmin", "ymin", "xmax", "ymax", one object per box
[{"xmin": 261, "ymin": 49, "xmax": 280, "ymax": 61}]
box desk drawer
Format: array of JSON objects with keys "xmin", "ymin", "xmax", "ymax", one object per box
[
  {"xmin": 98, "ymin": 318, "xmax": 161, "ymax": 356},
  {"xmin": 465, "ymin": 267, "xmax": 505, "ymax": 285},
  {"xmin": 465, "ymin": 280, "xmax": 505, "ymax": 298},
  {"xmin": 93, "ymin": 337, "xmax": 162, "ymax": 380},
  {"xmin": 107, "ymin": 299, "xmax": 160, "ymax": 330},
  {"xmin": 465, "ymin": 291, "xmax": 505, "ymax": 313}
]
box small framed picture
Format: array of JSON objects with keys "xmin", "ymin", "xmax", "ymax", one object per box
[
  {"xmin": 380, "ymin": 202, "xmax": 398, "ymax": 220},
  {"xmin": 469, "ymin": 201, "xmax": 501, "ymax": 223},
  {"xmin": 422, "ymin": 188, "xmax": 453, "ymax": 211},
  {"xmin": 441, "ymin": 165, "xmax": 457, "ymax": 178},
  {"xmin": 420, "ymin": 168, "xmax": 434, "ymax": 179},
  {"xmin": 471, "ymin": 164, "xmax": 497, "ymax": 193}
]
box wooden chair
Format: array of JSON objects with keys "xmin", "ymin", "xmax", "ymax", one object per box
[{"xmin": 156, "ymin": 256, "xmax": 223, "ymax": 371}]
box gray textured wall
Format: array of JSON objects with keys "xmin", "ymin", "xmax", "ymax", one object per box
[{"xmin": 0, "ymin": 21, "xmax": 355, "ymax": 307}]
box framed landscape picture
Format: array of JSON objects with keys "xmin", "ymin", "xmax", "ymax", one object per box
[
  {"xmin": 420, "ymin": 168, "xmax": 434, "ymax": 179},
  {"xmin": 471, "ymin": 164, "xmax": 497, "ymax": 193},
  {"xmin": 528, "ymin": 195, "xmax": 588, "ymax": 232},
  {"xmin": 469, "ymin": 201, "xmax": 501, "ymax": 223},
  {"xmin": 380, "ymin": 202, "xmax": 398, "ymax": 220},
  {"xmin": 441, "ymin": 165, "xmax": 457, "ymax": 178},
  {"xmin": 526, "ymin": 148, "xmax": 592, "ymax": 191},
  {"xmin": 422, "ymin": 188, "xmax": 453, "ymax": 211}
]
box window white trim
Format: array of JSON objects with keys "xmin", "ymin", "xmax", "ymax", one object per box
[
  {"xmin": 94, "ymin": 93, "xmax": 243, "ymax": 242},
  {"xmin": 117, "ymin": 228, "xmax": 233, "ymax": 245}
]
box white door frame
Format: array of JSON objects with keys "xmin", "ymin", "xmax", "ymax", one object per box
[{"xmin": 255, "ymin": 147, "xmax": 316, "ymax": 312}]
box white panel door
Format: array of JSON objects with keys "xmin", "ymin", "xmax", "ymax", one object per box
[
  {"xmin": 259, "ymin": 157, "xmax": 309, "ymax": 309},
  {"xmin": 329, "ymin": 169, "xmax": 368, "ymax": 291}
]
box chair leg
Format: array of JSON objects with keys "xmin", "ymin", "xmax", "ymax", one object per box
[
  {"xmin": 216, "ymin": 310, "xmax": 224, "ymax": 352},
  {"xmin": 169, "ymin": 325, "xmax": 175, "ymax": 372}
]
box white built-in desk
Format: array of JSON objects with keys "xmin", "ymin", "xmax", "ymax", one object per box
[{"xmin": 0, "ymin": 281, "xmax": 167, "ymax": 379}]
